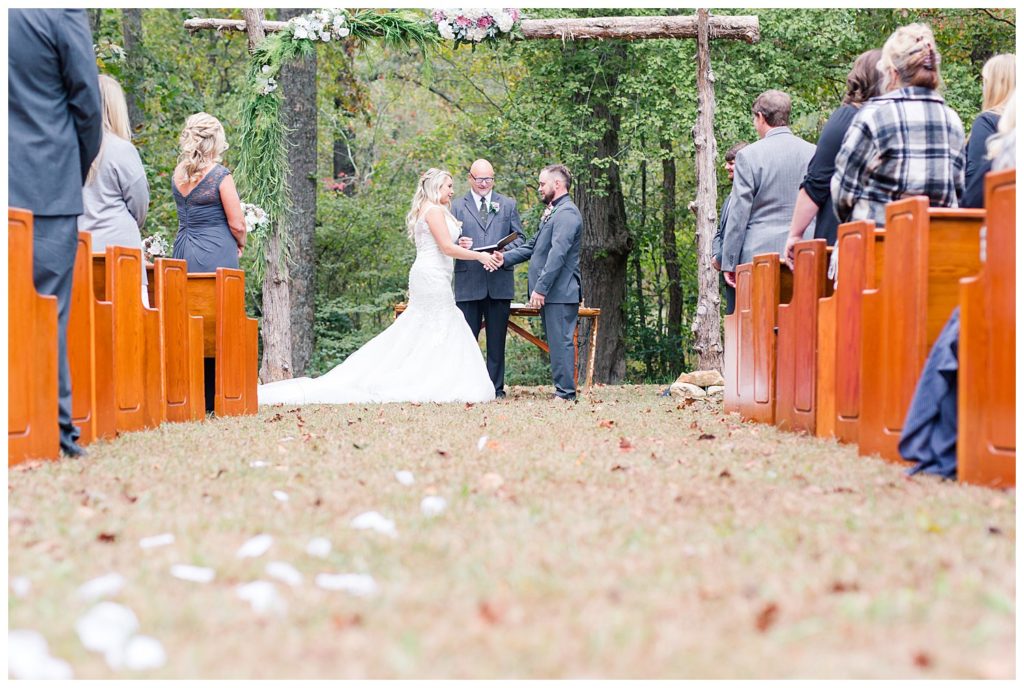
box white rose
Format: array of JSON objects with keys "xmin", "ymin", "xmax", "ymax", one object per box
[
  {"xmin": 336, "ymin": 27, "xmax": 350, "ymax": 38},
  {"xmin": 293, "ymin": 26, "xmax": 309, "ymax": 40},
  {"xmin": 320, "ymin": 30, "xmax": 331, "ymax": 42},
  {"xmin": 497, "ymin": 14, "xmax": 514, "ymax": 32},
  {"xmin": 438, "ymin": 21, "xmax": 455, "ymax": 40}
]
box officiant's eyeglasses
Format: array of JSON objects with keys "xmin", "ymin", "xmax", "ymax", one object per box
[{"xmin": 470, "ymin": 175, "xmax": 495, "ymax": 184}]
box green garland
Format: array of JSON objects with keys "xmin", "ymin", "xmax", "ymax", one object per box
[{"xmin": 235, "ymin": 9, "xmax": 439, "ymax": 284}]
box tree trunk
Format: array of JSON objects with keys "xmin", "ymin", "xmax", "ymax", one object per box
[
  {"xmin": 690, "ymin": 8, "xmax": 723, "ymax": 371},
  {"xmin": 278, "ymin": 8, "xmax": 318, "ymax": 377},
  {"xmin": 575, "ymin": 45, "xmax": 631, "ymax": 384},
  {"xmin": 244, "ymin": 8, "xmax": 292, "ymax": 383},
  {"xmin": 332, "ymin": 123, "xmax": 357, "ymax": 196},
  {"xmin": 637, "ymin": 157, "xmax": 653, "ymax": 380},
  {"xmin": 661, "ymin": 139, "xmax": 683, "ymax": 375},
  {"xmin": 120, "ymin": 9, "xmax": 145, "ymax": 134},
  {"xmin": 89, "ymin": 9, "xmax": 102, "ymax": 38}
]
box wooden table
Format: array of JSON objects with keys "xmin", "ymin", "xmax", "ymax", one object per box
[{"xmin": 394, "ymin": 302, "xmax": 601, "ymax": 392}]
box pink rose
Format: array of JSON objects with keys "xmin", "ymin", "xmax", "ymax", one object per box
[
  {"xmin": 455, "ymin": 15, "xmax": 471, "ymax": 27},
  {"xmin": 477, "ymin": 15, "xmax": 493, "ymax": 28},
  {"xmin": 509, "ymin": 9, "xmax": 520, "ymax": 21}
]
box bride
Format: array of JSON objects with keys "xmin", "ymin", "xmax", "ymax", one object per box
[{"xmin": 257, "ymin": 168, "xmax": 502, "ymax": 405}]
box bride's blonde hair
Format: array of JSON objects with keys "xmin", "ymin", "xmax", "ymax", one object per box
[{"xmin": 405, "ymin": 168, "xmax": 460, "ymax": 239}]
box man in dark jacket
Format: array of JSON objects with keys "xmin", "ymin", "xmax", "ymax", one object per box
[
  {"xmin": 499, "ymin": 164, "xmax": 583, "ymax": 401},
  {"xmin": 452, "ymin": 159, "xmax": 524, "ymax": 399},
  {"xmin": 9, "ymin": 9, "xmax": 103, "ymax": 457}
]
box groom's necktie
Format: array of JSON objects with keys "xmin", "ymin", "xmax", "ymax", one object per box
[{"xmin": 479, "ymin": 196, "xmax": 488, "ymax": 224}]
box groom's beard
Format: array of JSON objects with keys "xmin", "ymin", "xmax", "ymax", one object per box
[{"xmin": 540, "ymin": 190, "xmax": 555, "ymax": 205}]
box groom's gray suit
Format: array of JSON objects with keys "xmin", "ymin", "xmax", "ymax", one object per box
[
  {"xmin": 502, "ymin": 193, "xmax": 583, "ymax": 400},
  {"xmin": 452, "ymin": 190, "xmax": 524, "ymax": 396}
]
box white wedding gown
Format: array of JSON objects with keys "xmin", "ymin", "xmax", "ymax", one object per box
[{"xmin": 257, "ymin": 211, "xmax": 495, "ymax": 405}]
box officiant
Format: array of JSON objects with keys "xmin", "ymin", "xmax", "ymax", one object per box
[{"xmin": 453, "ymin": 159, "xmax": 524, "ymax": 399}]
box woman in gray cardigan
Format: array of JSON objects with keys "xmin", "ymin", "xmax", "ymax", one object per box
[{"xmin": 78, "ymin": 74, "xmax": 150, "ymax": 305}]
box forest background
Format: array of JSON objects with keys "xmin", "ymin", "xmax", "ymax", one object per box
[{"xmin": 90, "ymin": 7, "xmax": 1015, "ymax": 385}]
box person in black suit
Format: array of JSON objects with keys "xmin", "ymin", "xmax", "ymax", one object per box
[
  {"xmin": 712, "ymin": 142, "xmax": 748, "ymax": 315},
  {"xmin": 451, "ymin": 159, "xmax": 524, "ymax": 399},
  {"xmin": 9, "ymin": 9, "xmax": 103, "ymax": 458}
]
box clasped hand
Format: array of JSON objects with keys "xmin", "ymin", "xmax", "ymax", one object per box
[{"xmin": 480, "ymin": 250, "xmax": 503, "ymax": 272}]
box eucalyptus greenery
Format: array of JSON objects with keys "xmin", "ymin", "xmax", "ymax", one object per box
[{"xmin": 234, "ymin": 9, "xmax": 439, "ymax": 284}]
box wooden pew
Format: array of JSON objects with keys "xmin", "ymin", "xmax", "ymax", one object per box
[
  {"xmin": 183, "ymin": 269, "xmax": 259, "ymax": 416},
  {"xmin": 740, "ymin": 254, "xmax": 793, "ymax": 424},
  {"xmin": 8, "ymin": 208, "xmax": 60, "ymax": 464},
  {"xmin": 775, "ymin": 239, "xmax": 830, "ymax": 434},
  {"xmin": 105, "ymin": 246, "xmax": 166, "ymax": 433},
  {"xmin": 723, "ymin": 263, "xmax": 753, "ymax": 414},
  {"xmin": 152, "ymin": 259, "xmax": 205, "ymax": 423},
  {"xmin": 958, "ymin": 169, "xmax": 1015, "ymax": 487},
  {"xmin": 814, "ymin": 221, "xmax": 884, "ymax": 442},
  {"xmin": 68, "ymin": 232, "xmax": 116, "ymax": 444},
  {"xmin": 858, "ymin": 199, "xmax": 984, "ymax": 463}
]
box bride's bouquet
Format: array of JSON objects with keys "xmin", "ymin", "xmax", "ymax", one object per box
[{"xmin": 431, "ymin": 8, "xmax": 522, "ymax": 46}]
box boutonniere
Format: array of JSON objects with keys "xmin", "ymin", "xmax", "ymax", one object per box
[
  {"xmin": 488, "ymin": 201, "xmax": 500, "ymax": 214},
  {"xmin": 541, "ymin": 204, "xmax": 555, "ymax": 222}
]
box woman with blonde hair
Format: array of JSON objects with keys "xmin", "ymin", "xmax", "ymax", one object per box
[
  {"xmin": 170, "ymin": 112, "xmax": 246, "ymax": 272},
  {"xmin": 962, "ymin": 54, "xmax": 1015, "ymax": 207},
  {"xmin": 258, "ymin": 168, "xmax": 501, "ymax": 405},
  {"xmin": 832, "ymin": 24, "xmax": 966, "ymax": 227},
  {"xmin": 78, "ymin": 74, "xmax": 151, "ymax": 304}
]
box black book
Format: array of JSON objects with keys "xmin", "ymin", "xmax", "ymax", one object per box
[{"xmin": 474, "ymin": 231, "xmax": 519, "ymax": 253}]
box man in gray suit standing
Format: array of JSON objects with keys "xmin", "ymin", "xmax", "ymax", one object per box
[
  {"xmin": 9, "ymin": 9, "xmax": 103, "ymax": 458},
  {"xmin": 452, "ymin": 159, "xmax": 524, "ymax": 399},
  {"xmin": 721, "ymin": 90, "xmax": 815, "ymax": 288},
  {"xmin": 499, "ymin": 164, "xmax": 583, "ymax": 401}
]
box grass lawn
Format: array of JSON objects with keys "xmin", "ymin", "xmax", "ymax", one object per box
[{"xmin": 7, "ymin": 384, "xmax": 1015, "ymax": 679}]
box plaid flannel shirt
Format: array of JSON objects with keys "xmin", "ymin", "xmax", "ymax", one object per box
[{"xmin": 831, "ymin": 87, "xmax": 966, "ymax": 227}]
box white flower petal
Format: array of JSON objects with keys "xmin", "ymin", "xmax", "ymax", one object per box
[
  {"xmin": 75, "ymin": 602, "xmax": 139, "ymax": 654},
  {"xmin": 314, "ymin": 573, "xmax": 379, "ymax": 597},
  {"xmin": 105, "ymin": 634, "xmax": 167, "ymax": 671},
  {"xmin": 395, "ymin": 470, "xmax": 415, "ymax": 486},
  {"xmin": 9, "ymin": 630, "xmax": 73, "ymax": 680},
  {"xmin": 305, "ymin": 537, "xmax": 332, "ymax": 558},
  {"xmin": 139, "ymin": 533, "xmax": 175, "ymax": 550},
  {"xmin": 236, "ymin": 580, "xmax": 287, "ymax": 616},
  {"xmin": 272, "ymin": 490, "xmax": 289, "ymax": 502},
  {"xmin": 421, "ymin": 496, "xmax": 448, "ymax": 517},
  {"xmin": 236, "ymin": 533, "xmax": 274, "ymax": 558},
  {"xmin": 266, "ymin": 561, "xmax": 303, "ymax": 587},
  {"xmin": 169, "ymin": 564, "xmax": 215, "ymax": 583},
  {"xmin": 76, "ymin": 573, "xmax": 126, "ymax": 602},
  {"xmin": 10, "ymin": 576, "xmax": 32, "ymax": 598},
  {"xmin": 350, "ymin": 511, "xmax": 397, "ymax": 537}
]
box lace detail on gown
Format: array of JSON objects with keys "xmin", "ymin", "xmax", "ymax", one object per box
[{"xmin": 257, "ymin": 210, "xmax": 495, "ymax": 405}]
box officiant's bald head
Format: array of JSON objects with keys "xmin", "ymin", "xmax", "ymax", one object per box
[{"xmin": 468, "ymin": 159, "xmax": 495, "ymax": 196}]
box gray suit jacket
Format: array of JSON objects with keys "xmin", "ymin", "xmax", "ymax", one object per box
[
  {"xmin": 9, "ymin": 9, "xmax": 102, "ymax": 217},
  {"xmin": 720, "ymin": 127, "xmax": 815, "ymax": 271},
  {"xmin": 452, "ymin": 190, "xmax": 524, "ymax": 301},
  {"xmin": 712, "ymin": 192, "xmax": 733, "ymax": 264},
  {"xmin": 502, "ymin": 195, "xmax": 582, "ymax": 304}
]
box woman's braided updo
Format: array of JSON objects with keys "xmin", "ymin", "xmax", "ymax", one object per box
[{"xmin": 176, "ymin": 112, "xmax": 228, "ymax": 184}]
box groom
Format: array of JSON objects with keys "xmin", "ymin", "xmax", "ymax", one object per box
[
  {"xmin": 499, "ymin": 164, "xmax": 583, "ymax": 401},
  {"xmin": 452, "ymin": 159, "xmax": 524, "ymax": 399}
]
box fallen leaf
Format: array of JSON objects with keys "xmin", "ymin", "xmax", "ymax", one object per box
[
  {"xmin": 610, "ymin": 464, "xmax": 628, "ymax": 472},
  {"xmin": 96, "ymin": 532, "xmax": 117, "ymax": 543},
  {"xmin": 619, "ymin": 437, "xmax": 634, "ymax": 451},
  {"xmin": 436, "ymin": 449, "xmax": 450, "ymax": 458},
  {"xmin": 754, "ymin": 602, "xmax": 779, "ymax": 632},
  {"xmin": 913, "ymin": 651, "xmax": 933, "ymax": 668},
  {"xmin": 718, "ymin": 469, "xmax": 732, "ymax": 479},
  {"xmin": 698, "ymin": 433, "xmax": 716, "ymax": 441},
  {"xmin": 265, "ymin": 413, "xmax": 283, "ymax": 423},
  {"xmin": 464, "ymin": 402, "xmax": 475, "ymax": 409},
  {"xmin": 829, "ymin": 581, "xmax": 860, "ymax": 594},
  {"xmin": 331, "ymin": 613, "xmax": 363, "ymax": 631},
  {"xmin": 987, "ymin": 525, "xmax": 1003, "ymax": 536},
  {"xmin": 598, "ymin": 419, "xmax": 615, "ymax": 429},
  {"xmin": 478, "ymin": 600, "xmax": 506, "ymax": 625}
]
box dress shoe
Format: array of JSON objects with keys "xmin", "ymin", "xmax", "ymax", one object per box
[
  {"xmin": 551, "ymin": 394, "xmax": 576, "ymax": 403},
  {"xmin": 60, "ymin": 438, "xmax": 88, "ymax": 458},
  {"xmin": 495, "ymin": 390, "xmax": 507, "ymax": 399}
]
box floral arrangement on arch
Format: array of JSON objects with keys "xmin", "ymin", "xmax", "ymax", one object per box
[{"xmin": 432, "ymin": 8, "xmax": 523, "ymax": 46}]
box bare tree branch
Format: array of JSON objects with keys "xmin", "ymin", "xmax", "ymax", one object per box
[{"xmin": 978, "ymin": 8, "xmax": 1015, "ymax": 29}]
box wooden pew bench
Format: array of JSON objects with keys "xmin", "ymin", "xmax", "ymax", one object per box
[
  {"xmin": 723, "ymin": 254, "xmax": 793, "ymax": 424},
  {"xmin": 775, "ymin": 239, "xmax": 831, "ymax": 434},
  {"xmin": 857, "ymin": 199, "xmax": 984, "ymax": 463},
  {"xmin": 8, "ymin": 208, "xmax": 60, "ymax": 464},
  {"xmin": 958, "ymin": 169, "xmax": 1015, "ymax": 487},
  {"xmin": 814, "ymin": 221, "xmax": 884, "ymax": 442}
]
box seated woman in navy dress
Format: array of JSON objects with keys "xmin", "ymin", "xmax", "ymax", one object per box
[{"xmin": 171, "ymin": 112, "xmax": 246, "ymax": 272}]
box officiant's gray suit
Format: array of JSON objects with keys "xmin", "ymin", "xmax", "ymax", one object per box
[
  {"xmin": 502, "ymin": 194, "xmax": 583, "ymax": 400},
  {"xmin": 452, "ymin": 190, "xmax": 524, "ymax": 396}
]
